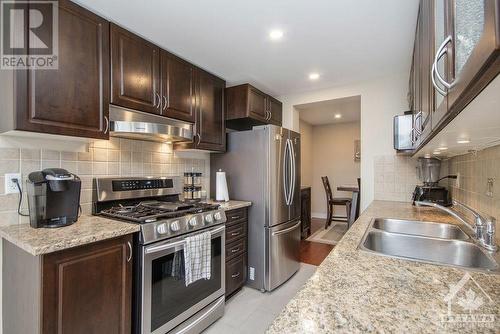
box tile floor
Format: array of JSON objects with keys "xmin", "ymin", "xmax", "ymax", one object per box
[{"xmin": 203, "ymin": 263, "xmax": 317, "ymax": 334}]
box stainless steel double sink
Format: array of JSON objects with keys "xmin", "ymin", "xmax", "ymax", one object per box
[{"xmin": 358, "ymin": 218, "xmax": 499, "ymax": 273}]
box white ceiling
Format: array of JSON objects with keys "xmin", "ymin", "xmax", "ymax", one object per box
[
  {"xmin": 296, "ymin": 95, "xmax": 361, "ymax": 125},
  {"xmin": 75, "ymin": 0, "xmax": 419, "ymax": 96}
]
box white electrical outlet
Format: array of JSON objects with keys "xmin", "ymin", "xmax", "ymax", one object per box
[{"xmin": 5, "ymin": 173, "xmax": 22, "ymax": 194}]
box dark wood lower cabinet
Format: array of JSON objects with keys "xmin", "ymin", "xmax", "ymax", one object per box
[
  {"xmin": 300, "ymin": 187, "xmax": 312, "ymax": 239},
  {"xmin": 42, "ymin": 235, "xmax": 132, "ymax": 334},
  {"xmin": 2, "ymin": 235, "xmax": 134, "ymax": 334},
  {"xmin": 225, "ymin": 207, "xmax": 248, "ymax": 298}
]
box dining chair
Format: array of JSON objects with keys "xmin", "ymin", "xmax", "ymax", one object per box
[{"xmin": 321, "ymin": 176, "xmax": 352, "ymax": 229}]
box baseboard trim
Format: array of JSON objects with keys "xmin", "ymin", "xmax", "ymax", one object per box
[{"xmin": 312, "ymin": 212, "xmax": 327, "ymax": 219}]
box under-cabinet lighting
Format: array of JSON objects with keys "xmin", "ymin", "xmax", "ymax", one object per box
[
  {"xmin": 269, "ymin": 30, "xmax": 284, "ymax": 40},
  {"xmin": 457, "ymin": 139, "xmax": 470, "ymax": 144},
  {"xmin": 309, "ymin": 73, "xmax": 320, "ymax": 80},
  {"xmin": 334, "ymin": 114, "xmax": 342, "ymax": 119}
]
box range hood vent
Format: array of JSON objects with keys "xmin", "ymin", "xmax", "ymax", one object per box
[{"xmin": 109, "ymin": 106, "xmax": 193, "ymax": 143}]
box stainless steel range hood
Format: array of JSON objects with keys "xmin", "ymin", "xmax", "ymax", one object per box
[{"xmin": 109, "ymin": 105, "xmax": 193, "ymax": 143}]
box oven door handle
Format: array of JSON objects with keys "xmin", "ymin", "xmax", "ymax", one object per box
[{"xmin": 144, "ymin": 225, "xmax": 226, "ymax": 255}]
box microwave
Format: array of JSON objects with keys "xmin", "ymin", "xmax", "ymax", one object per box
[{"xmin": 393, "ymin": 113, "xmax": 414, "ymax": 151}]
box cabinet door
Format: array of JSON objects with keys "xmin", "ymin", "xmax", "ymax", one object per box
[
  {"xmin": 161, "ymin": 51, "xmax": 195, "ymax": 122},
  {"xmin": 225, "ymin": 254, "xmax": 247, "ymax": 297},
  {"xmin": 447, "ymin": 0, "xmax": 500, "ymax": 116},
  {"xmin": 269, "ymin": 97, "xmax": 283, "ymax": 126},
  {"xmin": 413, "ymin": 8, "xmax": 423, "ymax": 147},
  {"xmin": 195, "ymin": 70, "xmax": 226, "ymax": 151},
  {"xmin": 430, "ymin": 0, "xmax": 450, "ymax": 130},
  {"xmin": 419, "ymin": 0, "xmax": 432, "ymax": 139},
  {"xmin": 111, "ymin": 24, "xmax": 161, "ymax": 114},
  {"xmin": 248, "ymin": 87, "xmax": 267, "ymax": 121},
  {"xmin": 42, "ymin": 235, "xmax": 132, "ymax": 334},
  {"xmin": 15, "ymin": 0, "xmax": 109, "ymax": 139}
]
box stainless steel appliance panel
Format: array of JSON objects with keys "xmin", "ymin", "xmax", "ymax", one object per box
[
  {"xmin": 265, "ymin": 219, "xmax": 301, "ymax": 291},
  {"xmin": 268, "ymin": 126, "xmax": 290, "ymax": 228},
  {"xmin": 141, "ymin": 225, "xmax": 225, "ymax": 334}
]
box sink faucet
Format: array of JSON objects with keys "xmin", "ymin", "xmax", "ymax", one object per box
[{"xmin": 415, "ymin": 200, "xmax": 497, "ymax": 252}]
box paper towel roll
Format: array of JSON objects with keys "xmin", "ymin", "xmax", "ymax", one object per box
[{"xmin": 216, "ymin": 169, "xmax": 229, "ymax": 202}]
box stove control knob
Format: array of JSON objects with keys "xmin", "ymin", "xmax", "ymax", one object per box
[
  {"xmin": 188, "ymin": 217, "xmax": 198, "ymax": 227},
  {"xmin": 156, "ymin": 223, "xmax": 168, "ymax": 234},
  {"xmin": 170, "ymin": 220, "xmax": 180, "ymax": 232},
  {"xmin": 214, "ymin": 212, "xmax": 222, "ymax": 221},
  {"xmin": 205, "ymin": 213, "xmax": 213, "ymax": 223}
]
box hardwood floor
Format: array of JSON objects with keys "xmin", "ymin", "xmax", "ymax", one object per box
[{"xmin": 299, "ymin": 218, "xmax": 334, "ymax": 266}]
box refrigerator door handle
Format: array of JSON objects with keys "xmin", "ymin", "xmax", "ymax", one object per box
[
  {"xmin": 289, "ymin": 139, "xmax": 296, "ymax": 205},
  {"xmin": 283, "ymin": 138, "xmax": 290, "ymax": 206}
]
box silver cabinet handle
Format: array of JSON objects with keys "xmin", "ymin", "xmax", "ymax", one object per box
[
  {"xmin": 431, "ymin": 62, "xmax": 447, "ymax": 96},
  {"xmin": 231, "ymin": 247, "xmax": 240, "ymax": 253},
  {"xmin": 231, "ymin": 272, "xmax": 241, "ymax": 278},
  {"xmin": 162, "ymin": 95, "xmax": 168, "ymax": 111},
  {"xmin": 126, "ymin": 241, "xmax": 132, "ymax": 262},
  {"xmin": 155, "ymin": 92, "xmax": 162, "ymax": 109},
  {"xmin": 104, "ymin": 116, "xmax": 109, "ymax": 134},
  {"xmin": 230, "ymin": 216, "xmax": 240, "ymax": 220},
  {"xmin": 230, "ymin": 232, "xmax": 241, "ymax": 237},
  {"xmin": 434, "ymin": 35, "xmax": 454, "ymax": 89}
]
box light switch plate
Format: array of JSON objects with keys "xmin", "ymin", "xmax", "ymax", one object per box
[{"xmin": 4, "ymin": 173, "xmax": 22, "ymax": 194}]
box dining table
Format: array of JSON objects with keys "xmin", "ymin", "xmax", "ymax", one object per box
[{"xmin": 337, "ymin": 184, "xmax": 360, "ymax": 227}]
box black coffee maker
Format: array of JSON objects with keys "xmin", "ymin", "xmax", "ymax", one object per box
[
  {"xmin": 411, "ymin": 157, "xmax": 456, "ymax": 206},
  {"xmin": 27, "ymin": 168, "xmax": 81, "ymax": 228}
]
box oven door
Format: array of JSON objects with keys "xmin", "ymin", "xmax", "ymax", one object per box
[{"xmin": 141, "ymin": 225, "xmax": 225, "ymax": 334}]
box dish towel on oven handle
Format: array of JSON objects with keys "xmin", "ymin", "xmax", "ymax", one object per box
[{"xmin": 184, "ymin": 231, "xmax": 211, "ymax": 286}]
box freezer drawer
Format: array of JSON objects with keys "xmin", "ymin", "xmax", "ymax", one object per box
[{"xmin": 265, "ymin": 219, "xmax": 301, "ymax": 291}]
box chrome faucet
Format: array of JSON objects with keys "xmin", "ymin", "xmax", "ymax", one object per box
[{"xmin": 415, "ymin": 200, "xmax": 497, "ymax": 252}]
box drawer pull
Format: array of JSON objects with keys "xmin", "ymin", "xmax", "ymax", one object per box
[
  {"xmin": 231, "ymin": 272, "xmax": 240, "ymax": 278},
  {"xmin": 230, "ymin": 232, "xmax": 241, "ymax": 237},
  {"xmin": 231, "ymin": 247, "xmax": 240, "ymax": 253},
  {"xmin": 230, "ymin": 216, "xmax": 241, "ymax": 220}
]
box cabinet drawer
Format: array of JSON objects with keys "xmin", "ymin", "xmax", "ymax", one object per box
[
  {"xmin": 225, "ymin": 221, "xmax": 246, "ymax": 244},
  {"xmin": 225, "ymin": 253, "xmax": 247, "ymax": 297},
  {"xmin": 225, "ymin": 238, "xmax": 246, "ymax": 261},
  {"xmin": 225, "ymin": 208, "xmax": 247, "ymax": 226}
]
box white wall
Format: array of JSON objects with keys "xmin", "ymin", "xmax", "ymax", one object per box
[
  {"xmin": 310, "ymin": 122, "xmax": 360, "ymax": 218},
  {"xmin": 299, "ymin": 120, "xmax": 313, "ymax": 187},
  {"xmin": 280, "ymin": 74, "xmax": 408, "ymax": 211}
]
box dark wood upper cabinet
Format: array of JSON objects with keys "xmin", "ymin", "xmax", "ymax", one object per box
[
  {"xmin": 248, "ymin": 87, "xmax": 268, "ymax": 121},
  {"xmin": 269, "ymin": 96, "xmax": 283, "ymax": 126},
  {"xmin": 13, "ymin": 0, "xmax": 109, "ymax": 139},
  {"xmin": 160, "ymin": 52, "xmax": 195, "ymax": 122},
  {"xmin": 110, "ymin": 23, "xmax": 161, "ymax": 115},
  {"xmin": 409, "ymin": 0, "xmax": 500, "ymax": 153},
  {"xmin": 225, "ymin": 84, "xmax": 283, "ymax": 130},
  {"xmin": 175, "ymin": 69, "xmax": 226, "ymax": 152}
]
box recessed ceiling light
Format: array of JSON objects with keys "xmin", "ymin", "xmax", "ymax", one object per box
[
  {"xmin": 437, "ymin": 146, "xmax": 448, "ymax": 151},
  {"xmin": 334, "ymin": 114, "xmax": 342, "ymax": 119},
  {"xmin": 457, "ymin": 139, "xmax": 470, "ymax": 144},
  {"xmin": 433, "ymin": 151, "xmax": 441, "ymax": 155},
  {"xmin": 309, "ymin": 73, "xmax": 320, "ymax": 80},
  {"xmin": 424, "ymin": 153, "xmax": 431, "ymax": 158},
  {"xmin": 269, "ymin": 30, "xmax": 284, "ymax": 40}
]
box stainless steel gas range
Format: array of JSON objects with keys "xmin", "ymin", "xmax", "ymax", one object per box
[{"xmin": 93, "ymin": 176, "xmax": 226, "ymax": 334}]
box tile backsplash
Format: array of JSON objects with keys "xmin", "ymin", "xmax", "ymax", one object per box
[
  {"xmin": 0, "ymin": 137, "xmax": 209, "ymax": 226},
  {"xmin": 447, "ymin": 145, "xmax": 500, "ymax": 223},
  {"xmin": 373, "ymin": 155, "xmax": 448, "ymax": 202}
]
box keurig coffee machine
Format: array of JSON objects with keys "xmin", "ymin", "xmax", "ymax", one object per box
[
  {"xmin": 27, "ymin": 168, "xmax": 81, "ymax": 228},
  {"xmin": 412, "ymin": 158, "xmax": 456, "ymax": 206}
]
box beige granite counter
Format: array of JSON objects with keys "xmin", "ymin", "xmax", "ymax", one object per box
[
  {"xmin": 205, "ymin": 199, "xmax": 252, "ymax": 211},
  {"xmin": 0, "ymin": 215, "xmax": 140, "ymax": 256},
  {"xmin": 267, "ymin": 200, "xmax": 500, "ymax": 333}
]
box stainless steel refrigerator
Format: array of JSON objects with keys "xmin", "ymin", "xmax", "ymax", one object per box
[{"xmin": 211, "ymin": 125, "xmax": 301, "ymax": 291}]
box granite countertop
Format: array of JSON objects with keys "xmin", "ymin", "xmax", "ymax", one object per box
[
  {"xmin": 0, "ymin": 215, "xmax": 140, "ymax": 256},
  {"xmin": 205, "ymin": 199, "xmax": 252, "ymax": 211},
  {"xmin": 267, "ymin": 200, "xmax": 500, "ymax": 333}
]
